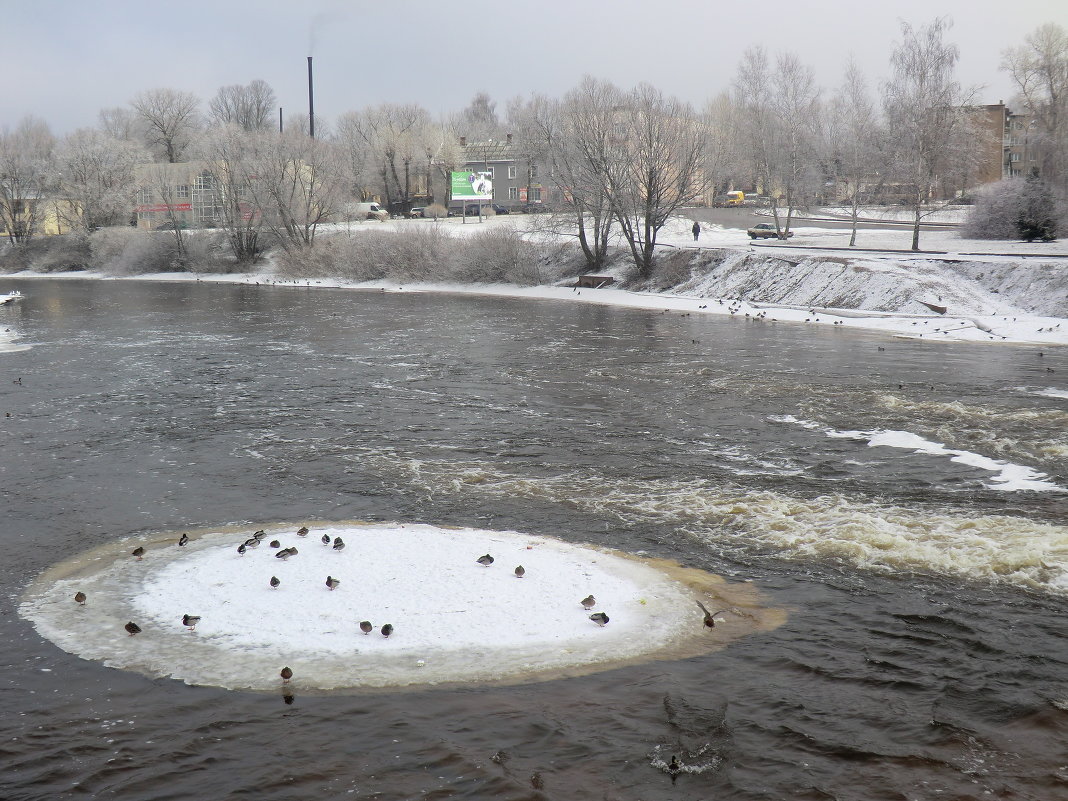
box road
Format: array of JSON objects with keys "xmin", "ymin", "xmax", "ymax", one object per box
[{"xmin": 685, "ymin": 206, "xmax": 960, "ymax": 231}]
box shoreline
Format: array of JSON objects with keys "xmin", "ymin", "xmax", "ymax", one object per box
[{"xmin": 3, "ymin": 267, "xmax": 1067, "ymax": 348}]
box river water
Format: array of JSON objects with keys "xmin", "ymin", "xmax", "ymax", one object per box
[{"xmin": 2, "ymin": 279, "xmax": 1066, "ymax": 801}]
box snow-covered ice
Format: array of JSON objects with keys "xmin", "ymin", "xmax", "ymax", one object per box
[{"xmin": 20, "ymin": 522, "xmax": 778, "ymax": 691}]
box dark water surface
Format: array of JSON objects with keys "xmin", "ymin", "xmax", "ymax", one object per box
[{"xmin": 2, "ymin": 279, "xmax": 1067, "ymax": 800}]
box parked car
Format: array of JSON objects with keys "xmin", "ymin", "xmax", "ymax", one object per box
[
  {"xmin": 407, "ymin": 207, "xmax": 425, "ymax": 218},
  {"xmin": 154, "ymin": 220, "xmax": 189, "ymax": 231},
  {"xmin": 747, "ymin": 223, "xmax": 793, "ymax": 240},
  {"xmin": 490, "ymin": 203, "xmax": 510, "ymax": 215}
]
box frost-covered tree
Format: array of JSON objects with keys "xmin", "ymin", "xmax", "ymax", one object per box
[
  {"xmin": 456, "ymin": 92, "xmax": 501, "ymax": 142},
  {"xmin": 54, "ymin": 128, "xmax": 148, "ymax": 233},
  {"xmin": 0, "ymin": 116, "xmax": 55, "ymax": 245},
  {"xmin": 1002, "ymin": 23, "xmax": 1068, "ymax": 206},
  {"xmin": 335, "ymin": 104, "xmax": 433, "ymax": 211},
  {"xmin": 209, "ymin": 80, "xmax": 277, "ymax": 132},
  {"xmin": 196, "ymin": 124, "xmax": 265, "ymax": 263},
  {"xmin": 1017, "ymin": 174, "xmax": 1059, "ymax": 241},
  {"xmin": 882, "ymin": 18, "xmax": 974, "ymax": 251},
  {"xmin": 827, "ymin": 58, "xmax": 882, "ymax": 246},
  {"xmin": 962, "ymin": 175, "xmax": 1058, "ymax": 241},
  {"xmin": 131, "ymin": 88, "xmax": 201, "ymax": 163},
  {"xmin": 245, "ymin": 129, "xmax": 344, "ymax": 250}
]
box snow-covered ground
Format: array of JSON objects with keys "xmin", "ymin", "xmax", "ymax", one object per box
[{"xmin": 20, "ymin": 522, "xmax": 777, "ymax": 691}]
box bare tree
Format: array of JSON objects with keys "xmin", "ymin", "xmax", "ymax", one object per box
[
  {"xmin": 1002, "ymin": 23, "xmax": 1068, "ymax": 202},
  {"xmin": 246, "ymin": 129, "xmax": 344, "ymax": 249},
  {"xmin": 0, "ymin": 116, "xmax": 55, "ymax": 245},
  {"xmin": 771, "ymin": 51, "xmax": 822, "ymax": 237},
  {"xmin": 456, "ymin": 92, "xmax": 501, "ymax": 141},
  {"xmin": 197, "ymin": 124, "xmax": 265, "ymax": 263},
  {"xmin": 98, "ymin": 106, "xmax": 144, "ymax": 142},
  {"xmin": 608, "ymin": 84, "xmax": 708, "ymax": 278},
  {"xmin": 828, "ymin": 58, "xmax": 881, "ymax": 245},
  {"xmin": 54, "ymin": 128, "xmax": 148, "ymax": 233},
  {"xmin": 518, "ymin": 81, "xmax": 616, "ymax": 270},
  {"xmin": 882, "ymin": 17, "xmax": 974, "ymax": 251},
  {"xmin": 209, "ymin": 80, "xmax": 277, "ymax": 132},
  {"xmin": 335, "ymin": 104, "xmax": 432, "ymax": 211},
  {"xmin": 131, "ymin": 88, "xmax": 201, "ymax": 163}
]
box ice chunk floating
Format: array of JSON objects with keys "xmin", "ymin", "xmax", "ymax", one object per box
[{"xmin": 20, "ymin": 522, "xmax": 781, "ymax": 691}]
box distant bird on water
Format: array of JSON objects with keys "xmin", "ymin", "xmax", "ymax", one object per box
[
  {"xmin": 182, "ymin": 614, "xmax": 201, "ymax": 631},
  {"xmin": 280, "ymin": 666, "xmax": 293, "ymax": 683},
  {"xmin": 580, "ymin": 595, "xmax": 596, "ymax": 610},
  {"xmin": 124, "ymin": 621, "xmax": 142, "ymax": 636},
  {"xmin": 695, "ymin": 601, "xmax": 727, "ymax": 629},
  {"xmin": 360, "ymin": 620, "xmax": 373, "ymax": 635},
  {"xmin": 321, "ymin": 534, "xmax": 331, "ymax": 545},
  {"xmin": 477, "ymin": 554, "xmax": 494, "ymax": 566},
  {"xmin": 131, "ymin": 546, "xmax": 145, "ymax": 560},
  {"xmin": 381, "ymin": 623, "xmax": 393, "ymax": 638},
  {"xmin": 297, "ymin": 526, "xmax": 309, "ymax": 537},
  {"xmin": 332, "ymin": 537, "xmax": 345, "ymax": 552},
  {"xmin": 178, "ymin": 533, "xmax": 189, "ymax": 547},
  {"xmin": 74, "ymin": 591, "xmax": 86, "ymax": 605},
  {"xmin": 270, "ymin": 576, "xmax": 281, "ymax": 588},
  {"xmin": 589, "ymin": 612, "xmax": 609, "ymax": 626},
  {"xmin": 514, "ymin": 565, "xmax": 525, "ymax": 578},
  {"xmin": 325, "ymin": 575, "xmax": 340, "ymax": 591}
]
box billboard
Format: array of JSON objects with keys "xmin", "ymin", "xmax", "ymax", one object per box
[{"xmin": 451, "ymin": 171, "xmax": 493, "ymax": 201}]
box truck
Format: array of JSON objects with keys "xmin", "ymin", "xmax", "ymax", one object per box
[{"xmin": 725, "ymin": 190, "xmax": 745, "ymax": 206}]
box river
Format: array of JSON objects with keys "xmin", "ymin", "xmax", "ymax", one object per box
[{"xmin": 2, "ymin": 278, "xmax": 1066, "ymax": 800}]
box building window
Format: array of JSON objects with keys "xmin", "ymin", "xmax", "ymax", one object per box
[
  {"xmin": 1010, "ymin": 153, "xmax": 1020, "ymax": 162},
  {"xmin": 138, "ymin": 188, "xmax": 153, "ymax": 204},
  {"xmin": 529, "ymin": 187, "xmax": 542, "ymax": 202},
  {"xmin": 508, "ymin": 186, "xmax": 518, "ymax": 200},
  {"xmin": 176, "ymin": 185, "xmax": 190, "ymax": 199},
  {"xmin": 508, "ymin": 165, "xmax": 517, "ymax": 180},
  {"xmin": 530, "ymin": 165, "xmax": 538, "ymax": 179},
  {"xmin": 486, "ymin": 167, "xmax": 494, "ymax": 179}
]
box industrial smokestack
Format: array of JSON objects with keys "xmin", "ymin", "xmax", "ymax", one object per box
[
  {"xmin": 279, "ymin": 107, "xmax": 283, "ymax": 134},
  {"xmin": 307, "ymin": 57, "xmax": 315, "ymax": 139}
]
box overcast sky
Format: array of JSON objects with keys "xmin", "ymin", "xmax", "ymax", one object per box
[{"xmin": 4, "ymin": 0, "xmax": 1066, "ymax": 136}]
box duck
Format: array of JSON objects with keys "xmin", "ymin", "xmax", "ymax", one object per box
[
  {"xmin": 296, "ymin": 526, "xmax": 309, "ymax": 537},
  {"xmin": 74, "ymin": 591, "xmax": 86, "ymax": 605},
  {"xmin": 381, "ymin": 623, "xmax": 393, "ymax": 638},
  {"xmin": 178, "ymin": 533, "xmax": 189, "ymax": 547},
  {"xmin": 589, "ymin": 612, "xmax": 609, "ymax": 626},
  {"xmin": 514, "ymin": 565, "xmax": 525, "ymax": 578},
  {"xmin": 695, "ymin": 601, "xmax": 727, "ymax": 629},
  {"xmin": 124, "ymin": 622, "xmax": 142, "ymax": 636},
  {"xmin": 325, "ymin": 576, "xmax": 340, "ymax": 591},
  {"xmin": 360, "ymin": 620, "xmax": 373, "ymax": 635},
  {"xmin": 280, "ymin": 666, "xmax": 293, "ymax": 683},
  {"xmin": 131, "ymin": 546, "xmax": 145, "ymax": 560},
  {"xmin": 270, "ymin": 576, "xmax": 281, "ymax": 588},
  {"xmin": 580, "ymin": 595, "xmax": 596, "ymax": 610},
  {"xmin": 332, "ymin": 537, "xmax": 345, "ymax": 552},
  {"xmin": 476, "ymin": 554, "xmax": 494, "ymax": 566},
  {"xmin": 182, "ymin": 614, "xmax": 201, "ymax": 631}
]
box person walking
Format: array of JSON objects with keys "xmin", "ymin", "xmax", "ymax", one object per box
[{"xmin": 692, "ymin": 221, "xmax": 701, "ymax": 242}]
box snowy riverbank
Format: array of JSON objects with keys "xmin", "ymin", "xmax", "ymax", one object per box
[{"xmin": 2, "ymin": 211, "xmax": 1067, "ymax": 347}]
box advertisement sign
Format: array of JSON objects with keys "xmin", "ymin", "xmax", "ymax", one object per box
[
  {"xmin": 450, "ymin": 171, "xmax": 493, "ymax": 201},
  {"xmin": 135, "ymin": 203, "xmax": 192, "ymax": 213}
]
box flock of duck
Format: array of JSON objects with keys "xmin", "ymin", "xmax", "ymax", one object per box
[{"xmin": 72, "ymin": 524, "xmax": 687, "ymax": 686}]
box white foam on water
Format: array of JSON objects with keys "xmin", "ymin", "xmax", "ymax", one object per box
[
  {"xmin": 20, "ymin": 523, "xmax": 765, "ymax": 691},
  {"xmin": 350, "ymin": 451, "xmax": 1068, "ymax": 597},
  {"xmin": 827, "ymin": 428, "xmax": 1063, "ymax": 492}
]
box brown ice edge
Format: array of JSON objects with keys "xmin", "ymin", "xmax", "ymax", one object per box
[{"xmin": 20, "ymin": 520, "xmax": 787, "ymax": 695}]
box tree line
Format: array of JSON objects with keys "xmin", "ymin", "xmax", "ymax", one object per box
[{"xmin": 1, "ymin": 18, "xmax": 1064, "ymax": 277}]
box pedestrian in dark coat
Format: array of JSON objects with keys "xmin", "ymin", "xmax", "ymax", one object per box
[{"xmin": 692, "ymin": 221, "xmax": 701, "ymax": 241}]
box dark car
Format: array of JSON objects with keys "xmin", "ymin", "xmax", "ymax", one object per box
[
  {"xmin": 490, "ymin": 203, "xmax": 510, "ymax": 215},
  {"xmin": 406, "ymin": 207, "xmax": 425, "ymax": 218},
  {"xmin": 747, "ymin": 223, "xmax": 793, "ymax": 240}
]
